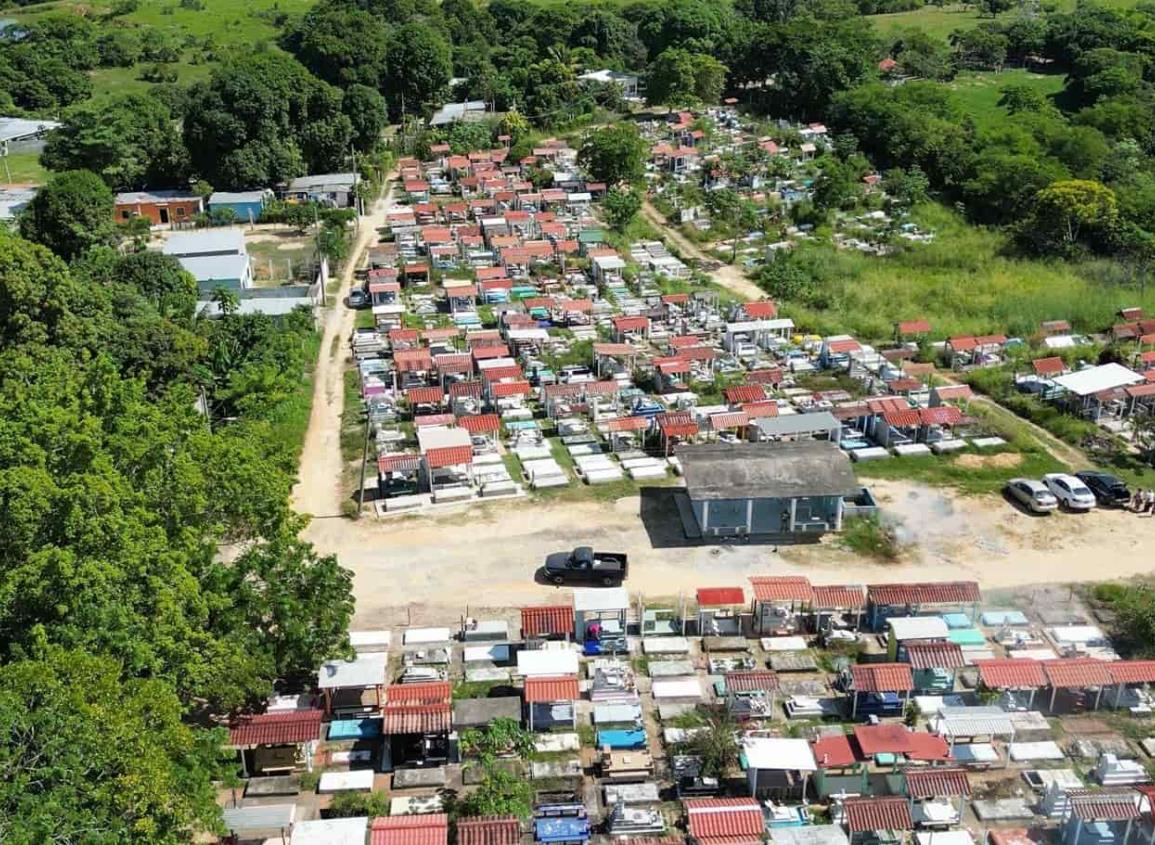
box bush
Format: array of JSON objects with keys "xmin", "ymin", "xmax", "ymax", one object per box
[
  {"xmin": 328, "ymin": 790, "xmax": 390, "ymax": 818},
  {"xmin": 839, "ymin": 516, "xmax": 905, "ymax": 561}
]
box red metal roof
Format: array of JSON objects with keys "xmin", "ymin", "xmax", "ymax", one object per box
[
  {"xmin": 456, "ymin": 817, "xmax": 521, "ymax": 845},
  {"xmin": 709, "ymin": 411, "xmax": 749, "ymax": 430},
  {"xmin": 524, "ymin": 675, "xmax": 580, "ymax": 703},
  {"xmin": 658, "ymin": 412, "xmax": 699, "ymax": 438},
  {"xmin": 415, "ymin": 413, "xmax": 456, "ymax": 428},
  {"xmin": 387, "ymin": 681, "xmax": 451, "ymax": 703},
  {"xmin": 521, "ymin": 605, "xmax": 574, "ymax": 637},
  {"xmin": 724, "ymin": 670, "xmax": 779, "ymax": 693},
  {"xmin": 948, "ymin": 336, "xmax": 977, "ymax": 352},
  {"xmin": 449, "ymin": 380, "xmax": 483, "ymax": 399},
  {"xmin": 812, "ymin": 732, "xmax": 861, "ymax": 768},
  {"xmin": 724, "ymin": 385, "xmax": 767, "ymax": 404},
  {"xmin": 853, "ymin": 724, "xmax": 917, "ymax": 756},
  {"xmin": 458, "ymin": 413, "xmax": 501, "ymax": 434},
  {"xmin": 371, "ymin": 814, "xmax": 450, "ymax": 845},
  {"xmin": 898, "ymin": 319, "xmax": 932, "ymax": 335},
  {"xmin": 749, "ymin": 576, "xmax": 813, "ymax": 603},
  {"xmin": 1068, "ymin": 791, "xmax": 1141, "ymax": 821},
  {"xmin": 747, "ymin": 368, "xmax": 783, "ymax": 385},
  {"xmin": 613, "ymin": 316, "xmax": 649, "ymax": 333},
  {"xmin": 851, "ymin": 663, "xmax": 913, "ymax": 693},
  {"xmin": 920, "ymin": 406, "xmax": 963, "ymax": 426},
  {"xmin": 1107, "ymin": 660, "xmax": 1155, "ymax": 684},
  {"xmin": 934, "ymin": 384, "xmax": 973, "ymax": 401},
  {"xmin": 379, "ymin": 454, "xmax": 423, "ymax": 474},
  {"xmin": 742, "ymin": 401, "xmax": 779, "ymax": 419},
  {"xmin": 407, "ymin": 386, "xmax": 446, "ymax": 405},
  {"xmin": 867, "ymin": 582, "xmax": 981, "ymax": 606},
  {"xmin": 1033, "ymin": 356, "xmax": 1066, "ymax": 376},
  {"xmin": 490, "ymin": 380, "xmax": 531, "ymax": 398},
  {"xmin": 975, "ymin": 659, "xmax": 1047, "ymax": 689},
  {"xmin": 905, "ymin": 732, "xmax": 951, "ymax": 761},
  {"xmin": 602, "ymin": 416, "xmax": 650, "ymax": 433},
  {"xmin": 826, "ymin": 338, "xmax": 861, "ymax": 354},
  {"xmin": 844, "ymin": 797, "xmax": 913, "ymax": 833},
  {"xmin": 481, "ymin": 365, "xmax": 522, "ymax": 381},
  {"xmin": 742, "ymin": 301, "xmax": 778, "ymax": 319},
  {"xmin": 383, "ymin": 702, "xmax": 451, "ymax": 734},
  {"xmin": 883, "ymin": 408, "xmax": 922, "ymax": 427},
  {"xmin": 593, "ymin": 342, "xmax": 637, "ymax": 357},
  {"xmin": 904, "ymin": 641, "xmax": 966, "ymax": 670},
  {"xmin": 904, "ymin": 767, "xmax": 970, "ymax": 798},
  {"xmin": 425, "ymin": 445, "xmax": 474, "ymax": 469},
  {"xmin": 1043, "ymin": 658, "xmax": 1113, "ymax": 689},
  {"xmin": 811, "ymin": 584, "xmax": 865, "ymax": 609},
  {"xmin": 697, "ymin": 587, "xmax": 745, "ymax": 607},
  {"xmin": 395, "ymin": 349, "xmax": 434, "ymax": 372},
  {"xmin": 684, "ymin": 798, "xmax": 764, "ymax": 841},
  {"xmin": 435, "ymin": 353, "xmax": 474, "ymax": 374},
  {"xmin": 228, "ymin": 709, "xmax": 322, "ymax": 747}
]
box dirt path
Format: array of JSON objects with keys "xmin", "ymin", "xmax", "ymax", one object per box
[
  {"xmin": 641, "ymin": 200, "xmax": 764, "ymax": 301},
  {"xmin": 292, "ymin": 180, "xmax": 395, "ymax": 520}
]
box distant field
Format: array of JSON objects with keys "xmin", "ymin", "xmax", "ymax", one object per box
[
  {"xmin": 1, "ymin": 150, "xmax": 48, "ymax": 184},
  {"xmin": 947, "ymin": 68, "xmax": 1065, "ymax": 127},
  {"xmin": 869, "ymin": 0, "xmax": 1139, "ymax": 38},
  {"xmin": 10, "ymin": 0, "xmax": 311, "ymax": 98}
]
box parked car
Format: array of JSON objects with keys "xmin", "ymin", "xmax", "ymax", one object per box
[
  {"xmin": 543, "ymin": 546, "xmax": 628, "ymax": 586},
  {"xmin": 1004, "ymin": 478, "xmax": 1058, "ymax": 514},
  {"xmin": 347, "ymin": 288, "xmax": 369, "ymax": 308},
  {"xmin": 559, "ymin": 365, "xmax": 594, "ymax": 384},
  {"xmin": 1075, "ymin": 471, "xmax": 1131, "ymax": 507},
  {"xmin": 1043, "ymin": 473, "xmax": 1097, "ymax": 511}
]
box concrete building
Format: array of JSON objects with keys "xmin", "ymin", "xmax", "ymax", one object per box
[
  {"xmin": 115, "ymin": 189, "xmax": 203, "ymax": 228},
  {"xmin": 163, "ymin": 228, "xmax": 253, "ymax": 291},
  {"xmin": 208, "ymin": 189, "xmax": 273, "ymax": 223},
  {"xmin": 678, "ymin": 441, "xmax": 860, "ymax": 538},
  {"xmin": 577, "ymin": 69, "xmax": 640, "ymax": 98},
  {"xmin": 284, "ymin": 172, "xmax": 360, "ymax": 209}
]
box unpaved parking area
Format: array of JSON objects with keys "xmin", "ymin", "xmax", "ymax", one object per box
[{"xmin": 300, "ymin": 478, "xmax": 1155, "ymax": 627}]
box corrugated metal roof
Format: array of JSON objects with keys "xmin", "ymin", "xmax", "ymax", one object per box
[
  {"xmin": 812, "ymin": 733, "xmax": 860, "ymax": 768},
  {"xmin": 524, "ymin": 675, "xmax": 580, "ymax": 702},
  {"xmin": 883, "ymin": 408, "xmax": 922, "ymax": 427},
  {"xmin": 449, "ymin": 380, "xmax": 483, "ymax": 398},
  {"xmin": 843, "ymin": 797, "xmax": 913, "ymax": 833},
  {"xmin": 724, "ymin": 385, "xmax": 769, "ymax": 404},
  {"xmin": 370, "ymin": 813, "xmax": 449, "ymax": 845},
  {"xmin": 709, "ymin": 411, "xmax": 749, "ymax": 430},
  {"xmin": 1043, "ymin": 658, "xmax": 1113, "ymax": 688},
  {"xmin": 490, "ymin": 380, "xmax": 531, "ymax": 397},
  {"xmin": 1068, "ymin": 791, "xmax": 1141, "ymax": 821},
  {"xmin": 903, "ymin": 767, "xmax": 970, "ymax": 798},
  {"xmin": 521, "ymin": 605, "xmax": 574, "ymax": 637},
  {"xmin": 382, "ymin": 702, "xmax": 451, "ymax": 734},
  {"xmin": 904, "ymin": 641, "xmax": 966, "ymax": 670},
  {"xmin": 228, "ymin": 709, "xmax": 322, "ymax": 747},
  {"xmin": 684, "ymin": 798, "xmax": 764, "ymax": 840},
  {"xmin": 743, "ymin": 301, "xmax": 778, "ymax": 319},
  {"xmin": 867, "ymin": 582, "xmax": 981, "ymax": 606},
  {"xmin": 697, "ymin": 587, "xmax": 745, "ymax": 607},
  {"xmin": 749, "ymin": 576, "xmax": 813, "ymax": 603},
  {"xmin": 386, "ymin": 681, "xmax": 451, "ymax": 703},
  {"xmin": 415, "ymin": 413, "xmax": 456, "ymax": 428},
  {"xmin": 725, "ymin": 670, "xmax": 779, "ymax": 693},
  {"xmin": 975, "ymin": 659, "xmax": 1047, "ymax": 689},
  {"xmin": 456, "ymin": 816, "xmax": 521, "ymax": 845},
  {"xmin": 741, "ymin": 401, "xmax": 779, "ymax": 419},
  {"xmin": 920, "ymin": 406, "xmax": 963, "ymax": 426},
  {"xmin": 850, "ymin": 663, "xmax": 913, "ymax": 693},
  {"xmin": 747, "ymin": 368, "xmax": 783, "ymax": 385},
  {"xmin": 435, "ymin": 353, "xmax": 474, "ymax": 374},
  {"xmin": 659, "ymin": 412, "xmax": 699, "ymax": 437},
  {"xmin": 425, "ymin": 445, "xmax": 473, "ymax": 469},
  {"xmin": 811, "ymin": 585, "xmax": 865, "ymax": 609},
  {"xmin": 379, "ymin": 454, "xmax": 423, "ymax": 474},
  {"xmin": 601, "ymin": 416, "xmax": 650, "ymax": 432}
]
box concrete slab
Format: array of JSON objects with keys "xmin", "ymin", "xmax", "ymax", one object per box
[
  {"xmin": 392, "ymin": 767, "xmax": 446, "ymax": 790},
  {"xmin": 971, "ymin": 799, "xmax": 1034, "ymax": 821}
]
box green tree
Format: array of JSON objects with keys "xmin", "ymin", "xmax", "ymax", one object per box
[
  {"xmin": 386, "ymin": 23, "xmax": 453, "ymax": 117},
  {"xmin": 328, "ymin": 791, "xmax": 391, "ymax": 819},
  {"xmin": 114, "ymin": 251, "xmax": 198, "ymax": 320},
  {"xmin": 42, "ymin": 94, "xmax": 189, "ymax": 191},
  {"xmin": 1021, "ymin": 179, "xmax": 1119, "ymax": 255},
  {"xmin": 459, "ymin": 718, "xmax": 536, "ymax": 763},
  {"xmin": 0, "ymin": 648, "xmax": 225, "ymax": 844},
  {"xmin": 976, "ymin": 0, "xmax": 1012, "ymax": 17},
  {"xmin": 344, "ymin": 84, "xmax": 388, "ymax": 151},
  {"xmin": 578, "ymin": 124, "xmax": 647, "ymax": 186},
  {"xmin": 680, "ymin": 708, "xmax": 739, "ymax": 778},
  {"xmin": 19, "ymin": 170, "xmax": 118, "ymax": 261},
  {"xmin": 602, "ymin": 187, "xmax": 643, "ymax": 231},
  {"xmin": 997, "ymin": 83, "xmax": 1051, "ymax": 114},
  {"xmin": 646, "ymin": 49, "xmax": 726, "ymax": 107},
  {"xmin": 456, "ymin": 765, "xmax": 534, "ymax": 818},
  {"xmin": 283, "ymin": 7, "xmax": 391, "ymax": 89}
]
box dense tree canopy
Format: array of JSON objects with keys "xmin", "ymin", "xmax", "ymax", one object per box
[
  {"xmin": 578, "ymin": 124, "xmax": 648, "ymax": 186},
  {"xmin": 18, "ymin": 170, "xmax": 118, "ymax": 261}
]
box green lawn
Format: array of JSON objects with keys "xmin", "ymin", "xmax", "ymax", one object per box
[
  {"xmin": 1, "ymin": 150, "xmax": 48, "ymax": 185},
  {"xmin": 947, "ymin": 68, "xmax": 1065, "ymax": 128},
  {"xmin": 778, "ymin": 203, "xmax": 1155, "ymax": 343},
  {"xmin": 870, "ymin": 0, "xmax": 1141, "ymax": 38}
]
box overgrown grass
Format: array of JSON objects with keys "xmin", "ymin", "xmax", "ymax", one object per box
[
  {"xmin": 340, "ymin": 368, "xmax": 365, "ymax": 465},
  {"xmin": 838, "ymin": 515, "xmax": 905, "ymax": 560},
  {"xmin": 263, "ymin": 330, "xmax": 321, "ymax": 463},
  {"xmin": 947, "ymin": 69, "xmax": 1066, "ymax": 129},
  {"xmin": 1, "ymin": 150, "xmax": 48, "ymax": 184},
  {"xmin": 777, "ymin": 203, "xmax": 1155, "ymax": 343},
  {"xmin": 854, "ymin": 445, "xmax": 1065, "ymax": 493},
  {"xmin": 869, "ymin": 0, "xmax": 1140, "ymax": 38}
]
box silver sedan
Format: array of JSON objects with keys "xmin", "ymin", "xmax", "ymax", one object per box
[{"xmin": 1005, "ymin": 478, "xmax": 1059, "ymax": 513}]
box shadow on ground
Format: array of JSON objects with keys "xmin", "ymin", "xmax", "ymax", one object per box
[{"xmin": 637, "ymin": 486, "xmax": 823, "ymax": 550}]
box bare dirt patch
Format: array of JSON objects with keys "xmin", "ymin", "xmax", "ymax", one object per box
[{"xmin": 954, "ymin": 452, "xmax": 1023, "ymax": 469}]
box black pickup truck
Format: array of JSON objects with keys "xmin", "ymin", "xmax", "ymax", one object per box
[{"xmin": 543, "ymin": 546, "xmax": 628, "ymax": 586}]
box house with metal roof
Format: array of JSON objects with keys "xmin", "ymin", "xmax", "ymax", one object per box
[
  {"xmin": 740, "ymin": 735, "xmax": 816, "ymax": 800},
  {"xmin": 382, "ymin": 681, "xmax": 452, "ymax": 768},
  {"xmin": 865, "ymin": 582, "xmax": 981, "ymax": 631},
  {"xmin": 902, "ymin": 767, "xmax": 971, "ymax": 829},
  {"xmin": 678, "ymin": 441, "xmax": 860, "ymax": 539},
  {"xmin": 227, "ymin": 708, "xmax": 323, "ymax": 777},
  {"xmin": 284, "ymin": 172, "xmax": 361, "ymax": 209},
  {"xmin": 524, "ymin": 675, "xmax": 581, "ymax": 732},
  {"xmin": 370, "ymin": 814, "xmax": 449, "ymax": 845},
  {"xmin": 684, "ymin": 797, "xmax": 765, "ymax": 845}
]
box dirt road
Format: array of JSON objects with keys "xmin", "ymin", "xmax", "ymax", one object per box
[
  {"xmin": 641, "ymin": 200, "xmax": 764, "ymax": 301},
  {"xmin": 298, "ymin": 477, "xmax": 1155, "ymax": 627},
  {"xmin": 292, "ymin": 181, "xmax": 395, "ymax": 519}
]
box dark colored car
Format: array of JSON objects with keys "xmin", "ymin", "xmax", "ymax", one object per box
[
  {"xmin": 1075, "ymin": 470, "xmax": 1131, "ymax": 507},
  {"xmin": 543, "ymin": 546, "xmax": 628, "ymax": 586}
]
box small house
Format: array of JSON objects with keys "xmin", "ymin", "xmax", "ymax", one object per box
[
  {"xmin": 208, "ymin": 189, "xmax": 272, "ymax": 223},
  {"xmin": 382, "ymin": 681, "xmax": 452, "ymax": 768},
  {"xmin": 1062, "ymin": 792, "xmax": 1141, "ymax": 845},
  {"xmin": 227, "ymin": 707, "xmax": 322, "ymax": 777},
  {"xmin": 285, "ymin": 172, "xmax": 360, "ymax": 209},
  {"xmin": 740, "ymin": 735, "xmax": 816, "ymax": 800},
  {"xmin": 524, "ymin": 675, "xmax": 581, "ymax": 732},
  {"xmin": 115, "ymin": 189, "xmax": 203, "ymax": 228},
  {"xmin": 842, "ymin": 796, "xmax": 913, "ymax": 845},
  {"xmin": 865, "ymin": 582, "xmax": 981, "ymax": 631},
  {"xmin": 749, "ymin": 575, "xmax": 814, "ymax": 634}
]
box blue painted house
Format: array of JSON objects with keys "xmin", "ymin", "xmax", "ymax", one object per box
[{"xmin": 208, "ymin": 189, "xmax": 272, "ymax": 223}]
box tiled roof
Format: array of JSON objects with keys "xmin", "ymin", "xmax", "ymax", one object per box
[
  {"xmin": 843, "ymin": 797, "xmax": 913, "ymax": 833},
  {"xmin": 746, "ymin": 368, "xmax": 782, "ymax": 385},
  {"xmin": 386, "ymin": 681, "xmax": 451, "ymax": 703},
  {"xmin": 696, "ymin": 587, "xmax": 745, "ymax": 607},
  {"xmin": 658, "ymin": 412, "xmax": 699, "ymax": 438},
  {"xmin": 975, "ymin": 659, "xmax": 1047, "ymax": 689},
  {"xmin": 370, "ymin": 813, "xmax": 449, "ymax": 845},
  {"xmin": 1107, "ymin": 660, "xmax": 1155, "ymax": 684},
  {"xmin": 684, "ymin": 798, "xmax": 764, "ymax": 841},
  {"xmin": 748, "ymin": 576, "xmax": 813, "ymax": 603},
  {"xmin": 743, "ymin": 301, "xmax": 778, "ymax": 319},
  {"xmin": 521, "ymin": 605, "xmax": 574, "ymax": 637},
  {"xmin": 883, "ymin": 408, "xmax": 921, "ymax": 427},
  {"xmin": 435, "ymin": 353, "xmax": 474, "ymax": 374},
  {"xmin": 601, "ymin": 416, "xmax": 650, "ymax": 432},
  {"xmin": 1068, "ymin": 791, "xmax": 1141, "ymax": 821},
  {"xmin": 1033, "ymin": 356, "xmax": 1066, "ymax": 376},
  {"xmin": 812, "ymin": 732, "xmax": 861, "ymax": 768},
  {"xmin": 709, "ymin": 411, "xmax": 749, "ymax": 430},
  {"xmin": 867, "ymin": 581, "xmax": 981, "ymax": 605},
  {"xmin": 851, "ymin": 662, "xmax": 913, "ymax": 693},
  {"xmin": 425, "ymin": 445, "xmax": 473, "ymax": 469},
  {"xmin": 456, "ymin": 816, "xmax": 521, "ymax": 845},
  {"xmin": 383, "ymin": 702, "xmax": 451, "ymax": 734},
  {"xmin": 490, "ymin": 380, "xmax": 532, "ymax": 398},
  {"xmin": 811, "ymin": 584, "xmax": 865, "ymax": 609},
  {"xmin": 1043, "ymin": 658, "xmax": 1113, "ymax": 688},
  {"xmin": 741, "ymin": 401, "xmax": 779, "ymax": 419},
  {"xmin": 903, "ymin": 767, "xmax": 970, "ymax": 798},
  {"xmin": 524, "ymin": 675, "xmax": 580, "ymax": 703},
  {"xmin": 724, "ymin": 671, "xmax": 779, "ymax": 693},
  {"xmin": 415, "ymin": 413, "xmax": 456, "ymax": 428},
  {"xmin": 724, "ymin": 385, "xmax": 767, "ymax": 404},
  {"xmin": 379, "ymin": 454, "xmax": 423, "ymax": 474},
  {"xmin": 458, "ymin": 414, "xmax": 501, "ymax": 434},
  {"xmin": 920, "ymin": 406, "xmax": 963, "ymax": 426},
  {"xmin": 228, "ymin": 709, "xmax": 322, "ymax": 746},
  {"xmin": 449, "ymin": 380, "xmax": 483, "ymax": 398},
  {"xmin": 407, "ymin": 386, "xmax": 445, "ymax": 405},
  {"xmin": 904, "ymin": 641, "xmax": 966, "ymax": 670}
]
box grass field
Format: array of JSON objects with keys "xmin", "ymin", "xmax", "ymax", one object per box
[
  {"xmin": 869, "ymin": 0, "xmax": 1140, "ymax": 38},
  {"xmin": 1, "ymin": 150, "xmax": 48, "ymax": 184},
  {"xmin": 947, "ymin": 68, "xmax": 1065, "ymax": 127},
  {"xmin": 778, "ymin": 203, "xmax": 1155, "ymax": 343}
]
